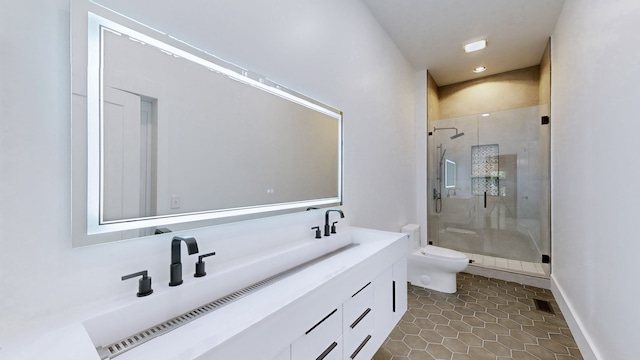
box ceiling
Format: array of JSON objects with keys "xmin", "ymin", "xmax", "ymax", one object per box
[{"xmin": 362, "ymin": 0, "xmax": 566, "ymax": 86}]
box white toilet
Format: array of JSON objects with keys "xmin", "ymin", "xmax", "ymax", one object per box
[{"xmin": 402, "ymin": 224, "xmax": 469, "ymax": 293}]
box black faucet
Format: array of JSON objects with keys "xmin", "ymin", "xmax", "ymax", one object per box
[
  {"xmin": 324, "ymin": 209, "xmax": 344, "ymax": 236},
  {"xmin": 169, "ymin": 236, "xmax": 199, "ymax": 286}
]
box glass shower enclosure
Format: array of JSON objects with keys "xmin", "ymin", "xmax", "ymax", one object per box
[{"xmin": 428, "ymin": 105, "xmax": 550, "ymax": 275}]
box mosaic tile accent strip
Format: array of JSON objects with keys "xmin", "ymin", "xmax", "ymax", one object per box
[
  {"xmin": 373, "ymin": 273, "xmax": 583, "ymax": 360},
  {"xmin": 472, "ymin": 177, "xmax": 499, "ymax": 197},
  {"xmin": 472, "ymin": 144, "xmax": 499, "ymax": 196}
]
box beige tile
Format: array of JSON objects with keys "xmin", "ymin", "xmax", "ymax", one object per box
[{"xmin": 425, "ymin": 343, "xmax": 453, "ymax": 359}]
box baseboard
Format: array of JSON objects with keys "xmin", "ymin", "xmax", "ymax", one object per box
[{"xmin": 550, "ymin": 274, "xmax": 600, "ymax": 360}]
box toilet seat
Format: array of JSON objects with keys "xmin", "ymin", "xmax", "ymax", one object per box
[{"xmin": 418, "ymin": 246, "xmax": 467, "ymax": 261}]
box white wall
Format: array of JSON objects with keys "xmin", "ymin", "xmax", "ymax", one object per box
[
  {"xmin": 0, "ymin": 0, "xmax": 415, "ymax": 334},
  {"xmin": 551, "ymin": 0, "xmax": 640, "ymax": 358}
]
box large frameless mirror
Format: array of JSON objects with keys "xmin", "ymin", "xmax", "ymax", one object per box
[{"xmin": 71, "ymin": 1, "xmax": 342, "ymax": 245}]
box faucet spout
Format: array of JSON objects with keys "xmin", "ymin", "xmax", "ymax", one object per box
[
  {"xmin": 169, "ymin": 236, "xmax": 199, "ymax": 286},
  {"xmin": 324, "ymin": 209, "xmax": 345, "ymax": 236}
]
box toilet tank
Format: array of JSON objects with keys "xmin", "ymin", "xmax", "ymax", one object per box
[{"xmin": 401, "ymin": 224, "xmax": 421, "ymax": 252}]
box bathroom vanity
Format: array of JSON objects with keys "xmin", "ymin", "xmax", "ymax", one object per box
[{"xmin": 2, "ymin": 227, "xmax": 407, "ymax": 359}]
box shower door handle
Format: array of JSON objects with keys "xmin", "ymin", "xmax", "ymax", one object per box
[{"xmin": 484, "ymin": 191, "xmax": 487, "ymax": 208}]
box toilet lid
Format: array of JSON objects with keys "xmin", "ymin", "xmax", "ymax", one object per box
[{"xmin": 421, "ymin": 246, "xmax": 467, "ymax": 260}]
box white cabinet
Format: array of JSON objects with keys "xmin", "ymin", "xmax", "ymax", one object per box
[
  {"xmin": 291, "ymin": 307, "xmax": 343, "ymax": 360},
  {"xmin": 392, "ymin": 257, "xmax": 408, "ymax": 322},
  {"xmin": 284, "ymin": 257, "xmax": 407, "ymax": 360}
]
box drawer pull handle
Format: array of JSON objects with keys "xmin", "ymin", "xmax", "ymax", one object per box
[
  {"xmin": 350, "ymin": 334, "xmax": 372, "ymax": 359},
  {"xmin": 351, "ymin": 282, "xmax": 371, "ymax": 297},
  {"xmin": 350, "ymin": 308, "xmax": 371, "ymax": 329},
  {"xmin": 305, "ymin": 308, "xmax": 338, "ymax": 335},
  {"xmin": 392, "ymin": 280, "xmax": 396, "ymax": 312},
  {"xmin": 316, "ymin": 341, "xmax": 338, "ymax": 360}
]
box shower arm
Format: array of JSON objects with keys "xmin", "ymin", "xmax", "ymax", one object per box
[
  {"xmin": 433, "ymin": 126, "xmax": 465, "ymax": 140},
  {"xmin": 433, "ymin": 126, "xmax": 460, "ymax": 135}
]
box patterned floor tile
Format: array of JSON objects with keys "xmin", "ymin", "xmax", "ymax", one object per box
[{"xmin": 373, "ymin": 273, "xmax": 583, "ymax": 360}]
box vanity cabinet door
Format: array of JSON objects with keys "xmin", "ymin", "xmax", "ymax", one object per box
[
  {"xmin": 373, "ymin": 266, "xmax": 394, "ymax": 335},
  {"xmin": 392, "ymin": 257, "xmax": 408, "ymax": 322},
  {"xmin": 291, "ymin": 307, "xmax": 342, "ymax": 360}
]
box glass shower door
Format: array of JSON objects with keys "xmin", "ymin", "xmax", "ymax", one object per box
[{"xmin": 429, "ymin": 105, "xmax": 550, "ymax": 275}]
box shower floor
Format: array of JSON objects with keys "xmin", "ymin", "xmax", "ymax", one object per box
[{"xmin": 437, "ymin": 226, "xmax": 541, "ymax": 263}]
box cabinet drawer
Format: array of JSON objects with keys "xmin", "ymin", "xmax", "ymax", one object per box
[
  {"xmin": 343, "ymin": 282, "xmax": 373, "ymax": 330},
  {"xmin": 343, "ymin": 308, "xmax": 374, "ymax": 359},
  {"xmin": 316, "ymin": 336, "xmax": 342, "ymax": 360},
  {"xmin": 291, "ymin": 307, "xmax": 342, "ymax": 360}
]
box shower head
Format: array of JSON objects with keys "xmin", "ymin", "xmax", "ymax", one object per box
[{"xmin": 433, "ymin": 126, "xmax": 464, "ymax": 140}]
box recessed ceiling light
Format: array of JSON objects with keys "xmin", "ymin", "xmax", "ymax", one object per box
[
  {"xmin": 473, "ymin": 66, "xmax": 487, "ymax": 73},
  {"xmin": 464, "ymin": 39, "xmax": 487, "ymax": 53},
  {"xmin": 482, "ymin": 113, "xmax": 490, "ymax": 117}
]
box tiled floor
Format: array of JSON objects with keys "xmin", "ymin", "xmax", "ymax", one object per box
[
  {"xmin": 463, "ymin": 252, "xmax": 549, "ymax": 276},
  {"xmin": 373, "ymin": 273, "xmax": 582, "ymax": 360}
]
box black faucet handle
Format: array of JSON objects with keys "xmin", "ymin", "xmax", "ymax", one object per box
[
  {"xmin": 195, "ymin": 252, "xmax": 216, "ymax": 277},
  {"xmin": 198, "ymin": 252, "xmax": 216, "ymax": 262},
  {"xmin": 331, "ymin": 221, "xmax": 338, "ymax": 234},
  {"xmin": 122, "ymin": 270, "xmax": 153, "ymax": 297},
  {"xmin": 311, "ymin": 226, "xmax": 322, "ymax": 239}
]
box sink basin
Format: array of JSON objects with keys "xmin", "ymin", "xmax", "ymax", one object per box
[
  {"xmin": 80, "ymin": 227, "xmax": 406, "ymax": 359},
  {"xmin": 93, "ymin": 242, "xmax": 360, "ymax": 359}
]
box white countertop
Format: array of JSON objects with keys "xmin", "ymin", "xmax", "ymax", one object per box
[{"xmin": 1, "ymin": 227, "xmax": 407, "ymax": 360}]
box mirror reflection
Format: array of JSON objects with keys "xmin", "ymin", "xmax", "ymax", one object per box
[{"xmin": 72, "ymin": 3, "xmax": 342, "ymax": 242}]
